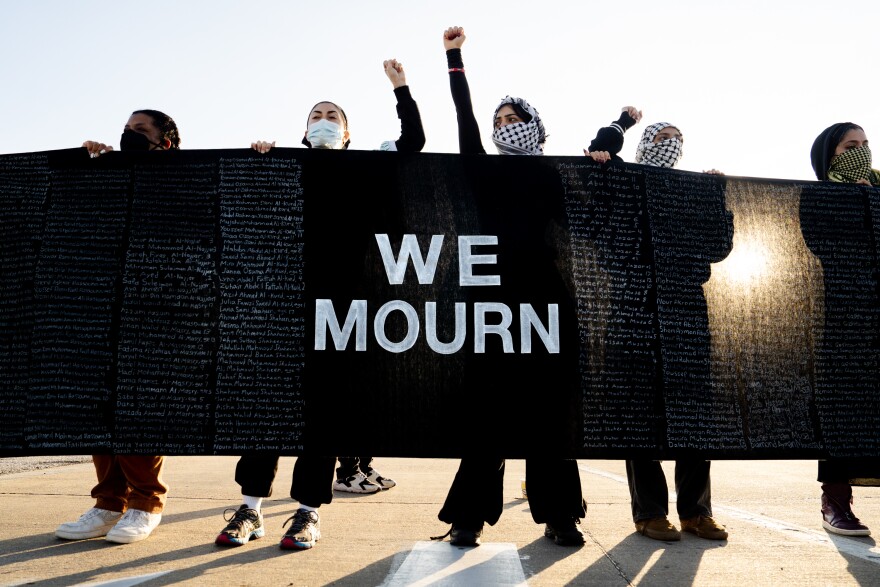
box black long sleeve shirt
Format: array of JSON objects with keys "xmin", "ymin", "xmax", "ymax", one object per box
[{"xmin": 391, "ymin": 85, "xmax": 426, "ymax": 153}]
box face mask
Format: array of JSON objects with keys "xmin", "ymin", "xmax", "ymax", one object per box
[
  {"xmin": 492, "ymin": 122, "xmax": 543, "ymax": 156},
  {"xmin": 829, "ymin": 144, "xmax": 873, "ymax": 183},
  {"xmin": 120, "ymin": 128, "xmax": 163, "ymax": 152},
  {"xmin": 306, "ymin": 119, "xmax": 345, "ymax": 149},
  {"xmin": 637, "ymin": 137, "xmax": 683, "ymax": 169}
]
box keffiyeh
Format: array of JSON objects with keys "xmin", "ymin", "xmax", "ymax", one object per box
[
  {"xmin": 634, "ymin": 122, "xmax": 683, "ymax": 168},
  {"xmin": 828, "ymin": 144, "xmax": 875, "ymax": 184},
  {"xmin": 491, "ymin": 96, "xmax": 546, "ymax": 156}
]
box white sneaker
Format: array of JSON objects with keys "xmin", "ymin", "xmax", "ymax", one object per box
[
  {"xmin": 365, "ymin": 468, "xmax": 397, "ymax": 490},
  {"xmin": 105, "ymin": 509, "xmax": 162, "ymax": 544},
  {"xmin": 333, "ymin": 471, "xmax": 381, "ymax": 494},
  {"xmin": 56, "ymin": 507, "xmax": 123, "ymax": 540}
]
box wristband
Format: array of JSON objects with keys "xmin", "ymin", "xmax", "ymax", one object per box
[{"xmin": 448, "ymin": 67, "xmax": 464, "ymax": 73}]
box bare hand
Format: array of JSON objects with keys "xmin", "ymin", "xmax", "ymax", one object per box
[
  {"xmin": 384, "ymin": 59, "xmax": 407, "ymax": 89},
  {"xmin": 82, "ymin": 140, "xmax": 113, "ymax": 158},
  {"xmin": 251, "ymin": 140, "xmax": 275, "ymax": 154},
  {"xmin": 856, "ymin": 178, "xmax": 871, "ymax": 185},
  {"xmin": 621, "ymin": 106, "xmax": 643, "ymax": 123},
  {"xmin": 704, "ymin": 169, "xmax": 725, "ymax": 175},
  {"xmin": 443, "ymin": 26, "xmax": 465, "ymax": 50},
  {"xmin": 584, "ymin": 149, "xmax": 611, "ymax": 163}
]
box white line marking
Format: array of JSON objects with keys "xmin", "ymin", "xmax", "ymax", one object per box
[
  {"xmin": 384, "ymin": 541, "xmax": 527, "ymax": 587},
  {"xmin": 71, "ymin": 571, "xmax": 172, "ymax": 587},
  {"xmin": 579, "ymin": 464, "xmax": 880, "ymax": 565}
]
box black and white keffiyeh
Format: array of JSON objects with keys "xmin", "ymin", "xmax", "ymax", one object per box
[
  {"xmin": 491, "ymin": 96, "xmax": 546, "ymax": 155},
  {"xmin": 634, "ymin": 122, "xmax": 683, "ymax": 168},
  {"xmin": 828, "ymin": 144, "xmax": 878, "ymax": 184}
]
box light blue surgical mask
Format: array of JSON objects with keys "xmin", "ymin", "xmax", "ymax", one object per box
[{"xmin": 306, "ymin": 119, "xmax": 345, "ymax": 149}]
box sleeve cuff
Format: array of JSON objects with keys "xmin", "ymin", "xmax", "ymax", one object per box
[
  {"xmin": 446, "ymin": 48, "xmax": 464, "ymax": 70},
  {"xmin": 612, "ymin": 111, "xmax": 637, "ymax": 134}
]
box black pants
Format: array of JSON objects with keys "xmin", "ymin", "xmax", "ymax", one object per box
[
  {"xmin": 337, "ymin": 457, "xmax": 373, "ymax": 478},
  {"xmin": 625, "ymin": 459, "xmax": 711, "ymax": 522},
  {"xmin": 438, "ymin": 457, "xmax": 586, "ymax": 527},
  {"xmin": 235, "ymin": 455, "xmax": 337, "ymax": 507}
]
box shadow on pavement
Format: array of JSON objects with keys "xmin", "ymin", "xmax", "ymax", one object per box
[{"xmin": 571, "ymin": 530, "xmax": 718, "ymax": 585}]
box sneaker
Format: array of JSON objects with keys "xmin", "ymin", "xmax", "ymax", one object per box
[
  {"xmin": 680, "ymin": 515, "xmax": 728, "ymax": 540},
  {"xmin": 105, "ymin": 509, "xmax": 162, "ymax": 544},
  {"xmin": 544, "ymin": 519, "xmax": 585, "ymax": 546},
  {"xmin": 216, "ymin": 505, "xmax": 265, "ymax": 546},
  {"xmin": 822, "ymin": 493, "xmax": 871, "ymax": 537},
  {"xmin": 364, "ymin": 468, "xmax": 397, "ymax": 490},
  {"xmin": 450, "ymin": 524, "xmax": 483, "ymax": 547},
  {"xmin": 280, "ymin": 509, "xmax": 320, "ymax": 550},
  {"xmin": 635, "ymin": 517, "xmax": 681, "ymax": 541},
  {"xmin": 56, "ymin": 507, "xmax": 123, "ymax": 540},
  {"xmin": 333, "ymin": 471, "xmax": 382, "ymax": 494}
]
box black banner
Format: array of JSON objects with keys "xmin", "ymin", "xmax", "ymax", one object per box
[{"xmin": 1, "ymin": 148, "xmax": 878, "ymax": 459}]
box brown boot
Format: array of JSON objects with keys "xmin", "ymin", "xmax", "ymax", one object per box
[
  {"xmin": 635, "ymin": 517, "xmax": 681, "ymax": 541},
  {"xmin": 680, "ymin": 515, "xmax": 728, "ymax": 540}
]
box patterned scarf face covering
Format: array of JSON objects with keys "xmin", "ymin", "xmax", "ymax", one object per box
[
  {"xmin": 828, "ymin": 144, "xmax": 873, "ymax": 183},
  {"xmin": 635, "ymin": 122, "xmax": 683, "ymax": 168},
  {"xmin": 491, "ymin": 96, "xmax": 546, "ymax": 156}
]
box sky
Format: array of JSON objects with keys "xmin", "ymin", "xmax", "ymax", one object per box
[{"xmin": 1, "ymin": 0, "xmax": 878, "ymax": 181}]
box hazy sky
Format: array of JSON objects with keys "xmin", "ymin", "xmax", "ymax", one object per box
[{"xmin": 1, "ymin": 0, "xmax": 877, "ymax": 181}]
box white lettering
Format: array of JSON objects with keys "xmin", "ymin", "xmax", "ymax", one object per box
[
  {"xmin": 375, "ymin": 234, "xmax": 444, "ymax": 285},
  {"xmin": 520, "ymin": 304, "xmax": 559, "ymax": 353},
  {"xmin": 425, "ymin": 302, "xmax": 466, "ymax": 354},
  {"xmin": 474, "ymin": 302, "xmax": 513, "ymax": 353},
  {"xmin": 458, "ymin": 235, "xmax": 500, "ymax": 286},
  {"xmin": 374, "ymin": 300, "xmax": 419, "ymax": 353},
  {"xmin": 314, "ymin": 299, "xmax": 367, "ymax": 351}
]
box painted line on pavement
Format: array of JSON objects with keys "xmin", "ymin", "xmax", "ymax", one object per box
[
  {"xmin": 579, "ymin": 464, "xmax": 880, "ymax": 565},
  {"xmin": 384, "ymin": 541, "xmax": 527, "ymax": 587},
  {"xmin": 71, "ymin": 571, "xmax": 172, "ymax": 587}
]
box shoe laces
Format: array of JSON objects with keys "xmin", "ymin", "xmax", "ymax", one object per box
[
  {"xmin": 430, "ymin": 526, "xmax": 452, "ymax": 541},
  {"xmin": 79, "ymin": 508, "xmax": 105, "ymax": 521},
  {"xmin": 842, "ymin": 510, "xmax": 862, "ymax": 523},
  {"xmin": 223, "ymin": 506, "xmax": 258, "ymax": 529},
  {"xmin": 282, "ymin": 509, "xmax": 317, "ymax": 533},
  {"xmin": 118, "ymin": 509, "xmax": 150, "ymax": 527}
]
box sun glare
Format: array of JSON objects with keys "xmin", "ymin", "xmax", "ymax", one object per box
[{"xmin": 712, "ymin": 238, "xmax": 773, "ymax": 286}]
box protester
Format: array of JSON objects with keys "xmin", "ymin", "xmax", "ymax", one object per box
[
  {"xmin": 625, "ymin": 122, "xmax": 729, "ymax": 542},
  {"xmin": 216, "ymin": 59, "xmax": 424, "ymax": 551},
  {"xmin": 433, "ymin": 26, "xmax": 642, "ymax": 548},
  {"xmin": 808, "ymin": 122, "xmax": 880, "ymax": 537},
  {"xmin": 811, "ymin": 123, "xmax": 880, "ymax": 187},
  {"xmin": 54, "ymin": 109, "xmax": 181, "ymax": 544}
]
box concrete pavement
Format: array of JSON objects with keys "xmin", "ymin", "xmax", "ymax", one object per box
[{"xmin": 0, "ymin": 457, "xmax": 878, "ymax": 586}]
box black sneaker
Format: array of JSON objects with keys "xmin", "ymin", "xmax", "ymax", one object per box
[
  {"xmin": 215, "ymin": 505, "xmax": 264, "ymax": 546},
  {"xmin": 280, "ymin": 508, "xmax": 321, "ymax": 550},
  {"xmin": 544, "ymin": 519, "xmax": 585, "ymax": 546},
  {"xmin": 450, "ymin": 524, "xmax": 483, "ymax": 547}
]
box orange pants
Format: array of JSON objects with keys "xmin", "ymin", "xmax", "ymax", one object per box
[{"xmin": 91, "ymin": 455, "xmax": 168, "ymax": 514}]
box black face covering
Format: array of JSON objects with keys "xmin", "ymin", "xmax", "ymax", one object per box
[{"xmin": 120, "ymin": 128, "xmax": 163, "ymax": 152}]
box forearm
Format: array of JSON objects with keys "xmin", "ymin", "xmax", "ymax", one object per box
[
  {"xmin": 392, "ymin": 86, "xmax": 426, "ymax": 153},
  {"xmin": 587, "ymin": 111, "xmax": 638, "ymax": 159},
  {"xmin": 447, "ymin": 49, "xmax": 484, "ymax": 154}
]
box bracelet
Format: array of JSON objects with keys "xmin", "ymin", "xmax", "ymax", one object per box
[{"xmin": 448, "ymin": 67, "xmax": 464, "ymax": 73}]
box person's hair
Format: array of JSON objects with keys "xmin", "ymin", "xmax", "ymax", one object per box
[
  {"xmin": 132, "ymin": 109, "xmax": 181, "ymax": 150},
  {"xmin": 306, "ymin": 101, "xmax": 349, "ymax": 130},
  {"xmin": 505, "ymin": 102, "xmax": 532, "ymax": 124}
]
